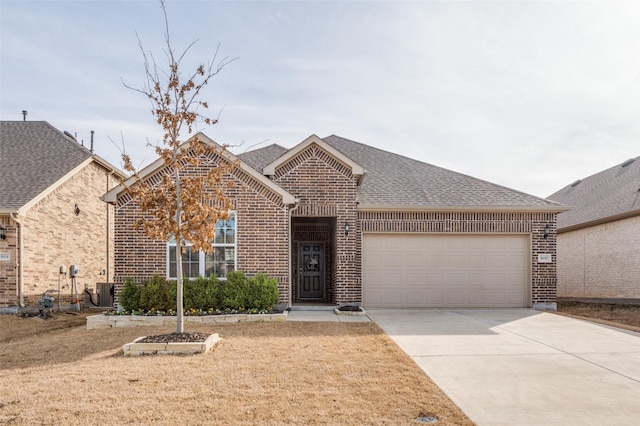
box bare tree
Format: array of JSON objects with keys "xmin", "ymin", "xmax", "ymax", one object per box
[{"xmin": 122, "ymin": 0, "xmax": 237, "ymax": 333}]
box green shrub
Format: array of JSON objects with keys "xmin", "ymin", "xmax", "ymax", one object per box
[
  {"xmin": 184, "ymin": 276, "xmax": 205, "ymax": 311},
  {"xmin": 246, "ymin": 273, "xmax": 279, "ymax": 310},
  {"xmin": 138, "ymin": 275, "xmax": 170, "ymax": 311},
  {"xmin": 184, "ymin": 276, "xmax": 221, "ymax": 310},
  {"xmin": 118, "ymin": 271, "xmax": 279, "ymax": 313},
  {"xmin": 222, "ymin": 271, "xmax": 247, "ymax": 310},
  {"xmin": 166, "ymin": 280, "xmax": 177, "ymax": 311},
  {"xmin": 119, "ymin": 278, "xmax": 140, "ymax": 311},
  {"xmin": 204, "ymin": 275, "xmax": 222, "ymax": 308}
]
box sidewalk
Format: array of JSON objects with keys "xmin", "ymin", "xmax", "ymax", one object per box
[{"xmin": 286, "ymin": 309, "xmax": 370, "ymax": 322}]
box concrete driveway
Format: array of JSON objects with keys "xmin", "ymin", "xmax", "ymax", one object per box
[{"xmin": 368, "ymin": 309, "xmax": 640, "ymax": 426}]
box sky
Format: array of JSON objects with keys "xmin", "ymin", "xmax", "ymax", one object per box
[{"xmin": 1, "ymin": 0, "xmax": 639, "ymax": 198}]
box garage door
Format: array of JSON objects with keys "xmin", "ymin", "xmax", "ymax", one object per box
[{"xmin": 363, "ymin": 234, "xmax": 529, "ymax": 308}]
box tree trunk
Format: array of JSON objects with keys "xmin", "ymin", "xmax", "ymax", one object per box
[
  {"xmin": 176, "ymin": 257, "xmax": 184, "ymax": 333},
  {"xmin": 175, "ymin": 160, "xmax": 184, "ymax": 334}
]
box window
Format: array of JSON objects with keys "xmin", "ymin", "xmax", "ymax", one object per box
[{"xmin": 167, "ymin": 212, "xmax": 236, "ymax": 279}]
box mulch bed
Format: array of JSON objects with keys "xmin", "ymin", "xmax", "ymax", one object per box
[{"xmin": 137, "ymin": 332, "xmax": 211, "ymax": 343}]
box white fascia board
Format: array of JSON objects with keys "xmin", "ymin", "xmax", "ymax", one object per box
[
  {"xmin": 558, "ymin": 209, "xmax": 640, "ymax": 233},
  {"xmin": 91, "ymin": 154, "xmax": 128, "ymax": 180},
  {"xmin": 196, "ymin": 133, "xmax": 298, "ymax": 206},
  {"xmin": 263, "ymin": 134, "xmax": 365, "ymax": 177},
  {"xmin": 102, "ymin": 156, "xmax": 166, "ymax": 203}
]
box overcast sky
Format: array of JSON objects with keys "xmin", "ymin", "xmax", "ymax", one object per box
[{"xmin": 1, "ymin": 0, "xmax": 639, "ymax": 198}]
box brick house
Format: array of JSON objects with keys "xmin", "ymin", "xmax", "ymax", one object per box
[
  {"xmin": 105, "ymin": 133, "xmax": 567, "ymax": 310},
  {"xmin": 548, "ymin": 156, "xmax": 640, "ymax": 304},
  {"xmin": 0, "ymin": 121, "xmax": 124, "ymax": 312}
]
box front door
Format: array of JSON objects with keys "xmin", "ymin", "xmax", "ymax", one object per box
[{"xmin": 299, "ymin": 243, "xmax": 324, "ymax": 299}]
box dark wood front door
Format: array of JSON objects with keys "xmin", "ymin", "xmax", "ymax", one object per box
[{"xmin": 299, "ymin": 243, "xmax": 324, "ymax": 299}]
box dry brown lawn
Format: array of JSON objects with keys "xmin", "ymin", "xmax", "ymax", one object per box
[
  {"xmin": 0, "ymin": 311, "xmax": 472, "ymax": 425},
  {"xmin": 557, "ymin": 301, "xmax": 640, "ymax": 332}
]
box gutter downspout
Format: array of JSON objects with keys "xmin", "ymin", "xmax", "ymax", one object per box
[
  {"xmin": 11, "ymin": 213, "xmax": 25, "ymax": 307},
  {"xmin": 287, "ymin": 202, "xmax": 299, "ymax": 310}
]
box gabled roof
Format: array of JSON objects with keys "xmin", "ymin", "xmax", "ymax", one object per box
[
  {"xmin": 238, "ymin": 134, "xmax": 565, "ymax": 212},
  {"xmin": 238, "ymin": 143, "xmax": 289, "ymax": 172},
  {"xmin": 103, "ymin": 132, "xmax": 297, "ymax": 206},
  {"xmin": 323, "ymin": 135, "xmax": 565, "ymax": 211},
  {"xmin": 0, "ymin": 121, "xmax": 124, "ymax": 214},
  {"xmin": 262, "ymin": 134, "xmax": 366, "ymax": 184},
  {"xmin": 548, "ymin": 156, "xmax": 640, "ymax": 231}
]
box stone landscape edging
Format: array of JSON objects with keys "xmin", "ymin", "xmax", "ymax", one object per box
[
  {"xmin": 86, "ymin": 312, "xmax": 287, "ymax": 330},
  {"xmin": 122, "ymin": 333, "xmax": 221, "ymax": 356}
]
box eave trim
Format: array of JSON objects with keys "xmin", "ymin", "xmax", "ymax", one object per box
[
  {"xmin": 102, "ymin": 132, "xmax": 297, "ymax": 206},
  {"xmin": 558, "ymin": 209, "xmax": 640, "ymax": 233},
  {"xmin": 263, "ymin": 134, "xmax": 366, "ymax": 179}
]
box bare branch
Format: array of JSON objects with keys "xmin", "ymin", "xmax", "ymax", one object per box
[{"xmin": 121, "ymin": 0, "xmax": 238, "ymax": 333}]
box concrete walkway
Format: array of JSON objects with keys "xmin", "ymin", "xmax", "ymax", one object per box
[
  {"xmin": 286, "ymin": 309, "xmax": 371, "ymax": 322},
  {"xmin": 368, "ymin": 309, "xmax": 640, "ymax": 426}
]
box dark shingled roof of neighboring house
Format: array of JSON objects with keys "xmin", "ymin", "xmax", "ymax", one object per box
[
  {"xmin": 547, "ymin": 156, "xmax": 640, "ymax": 230},
  {"xmin": 0, "ymin": 121, "xmax": 93, "ymax": 212},
  {"xmin": 238, "ymin": 134, "xmax": 564, "ymax": 210}
]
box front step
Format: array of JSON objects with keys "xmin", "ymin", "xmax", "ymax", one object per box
[{"xmin": 290, "ymin": 303, "xmax": 336, "ymax": 311}]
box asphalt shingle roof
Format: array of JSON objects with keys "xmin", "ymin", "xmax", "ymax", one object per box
[
  {"xmin": 238, "ymin": 143, "xmax": 288, "ymax": 172},
  {"xmin": 238, "ymin": 134, "xmax": 562, "ymax": 209},
  {"xmin": 0, "ymin": 121, "xmax": 93, "ymax": 211},
  {"xmin": 547, "ymin": 156, "xmax": 640, "ymax": 230}
]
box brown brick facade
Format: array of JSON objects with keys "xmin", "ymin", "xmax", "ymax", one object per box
[
  {"xmin": 358, "ymin": 211, "xmax": 558, "ymax": 307},
  {"xmin": 112, "ymin": 139, "xmax": 560, "ymax": 309},
  {"xmin": 274, "ymin": 144, "xmax": 359, "ymax": 304},
  {"xmin": 0, "ymin": 162, "xmax": 117, "ymax": 309},
  {"xmin": 113, "ymin": 153, "xmax": 291, "ymax": 304}
]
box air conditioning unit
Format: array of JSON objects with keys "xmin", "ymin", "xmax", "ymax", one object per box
[{"xmin": 97, "ymin": 283, "xmax": 114, "ymax": 308}]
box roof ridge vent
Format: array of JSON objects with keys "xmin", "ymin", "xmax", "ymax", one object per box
[
  {"xmin": 620, "ymin": 158, "xmax": 635, "ymax": 167},
  {"xmin": 570, "ymin": 179, "xmax": 582, "ymax": 187}
]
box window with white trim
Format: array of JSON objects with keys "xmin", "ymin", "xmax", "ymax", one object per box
[{"xmin": 167, "ymin": 212, "xmax": 236, "ymax": 279}]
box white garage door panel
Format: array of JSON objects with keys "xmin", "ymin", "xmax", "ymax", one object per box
[{"xmin": 363, "ymin": 234, "xmax": 529, "ymax": 308}]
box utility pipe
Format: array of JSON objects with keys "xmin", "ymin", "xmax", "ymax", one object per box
[{"xmin": 10, "ymin": 213, "xmax": 25, "ymax": 307}]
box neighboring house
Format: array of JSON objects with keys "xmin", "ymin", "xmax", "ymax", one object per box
[
  {"xmin": 0, "ymin": 121, "xmax": 125, "ymax": 312},
  {"xmin": 104, "ymin": 133, "xmax": 567, "ymax": 310},
  {"xmin": 548, "ymin": 156, "xmax": 640, "ymax": 303}
]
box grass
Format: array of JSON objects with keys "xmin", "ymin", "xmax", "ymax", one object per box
[
  {"xmin": 557, "ymin": 301, "xmax": 640, "ymax": 332},
  {"xmin": 0, "ymin": 311, "xmax": 472, "ymax": 425}
]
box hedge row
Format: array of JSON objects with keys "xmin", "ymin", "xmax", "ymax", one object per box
[{"xmin": 119, "ymin": 271, "xmax": 279, "ymax": 312}]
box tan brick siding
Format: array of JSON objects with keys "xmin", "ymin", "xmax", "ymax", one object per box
[
  {"xmin": 558, "ymin": 216, "xmax": 640, "ymax": 299},
  {"xmin": 0, "ymin": 162, "xmax": 117, "ymax": 308}
]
